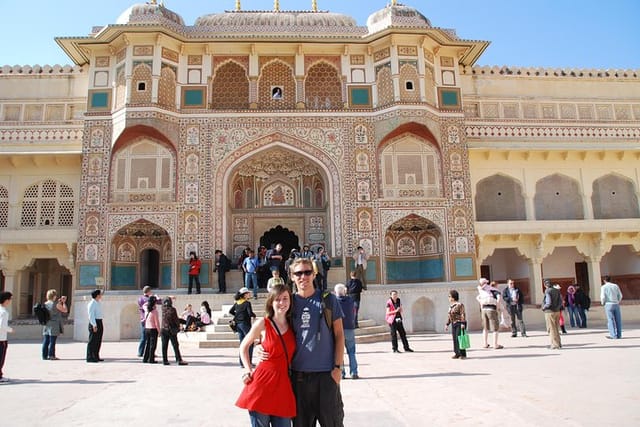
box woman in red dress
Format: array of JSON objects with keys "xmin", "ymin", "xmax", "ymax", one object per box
[{"xmin": 236, "ymin": 284, "xmax": 296, "ymax": 426}]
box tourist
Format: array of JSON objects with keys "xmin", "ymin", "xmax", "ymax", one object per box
[
  {"xmin": 574, "ymin": 284, "xmax": 590, "ymax": 328},
  {"xmin": 352, "ymin": 246, "xmax": 369, "ymax": 290},
  {"xmin": 601, "ymin": 276, "xmax": 623, "ymax": 339},
  {"xmin": 476, "ymin": 278, "xmax": 503, "ymax": 349},
  {"xmin": 242, "ymin": 248, "xmax": 259, "ymax": 298},
  {"xmin": 0, "ymin": 291, "xmax": 14, "ymax": 383},
  {"xmin": 236, "ymin": 284, "xmax": 296, "ymax": 426},
  {"xmin": 137, "ymin": 285, "xmax": 153, "ymax": 357},
  {"xmin": 42, "ymin": 289, "xmax": 67, "ymax": 360},
  {"xmin": 267, "ymin": 268, "xmax": 285, "ymax": 293},
  {"xmin": 86, "ymin": 289, "xmax": 104, "ymax": 363},
  {"xmin": 542, "ymin": 279, "xmax": 563, "ymax": 349},
  {"xmin": 161, "ymin": 297, "xmax": 188, "ymax": 366},
  {"xmin": 230, "ymin": 287, "xmax": 256, "ymax": 366},
  {"xmin": 288, "ymin": 257, "xmax": 345, "ymax": 426},
  {"xmin": 385, "ymin": 290, "xmax": 413, "ymax": 353},
  {"xmin": 142, "ymin": 295, "xmax": 160, "ymax": 363},
  {"xmin": 445, "ymin": 289, "xmax": 467, "ymax": 359},
  {"xmin": 215, "ymin": 249, "xmax": 231, "ymax": 293},
  {"xmin": 347, "ymin": 270, "xmax": 363, "ymax": 328},
  {"xmin": 502, "ymin": 279, "xmax": 527, "ymax": 337},
  {"xmin": 181, "ymin": 303, "xmax": 199, "ymax": 332},
  {"xmin": 188, "ymin": 251, "xmax": 202, "ymax": 294},
  {"xmin": 335, "ymin": 283, "xmax": 359, "ymax": 379}
]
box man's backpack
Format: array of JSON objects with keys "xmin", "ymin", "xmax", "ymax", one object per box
[{"xmin": 34, "ymin": 303, "xmax": 50, "ymax": 325}]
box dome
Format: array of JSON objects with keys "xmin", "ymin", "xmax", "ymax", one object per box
[
  {"xmin": 366, "ymin": 4, "xmax": 431, "ymax": 33},
  {"xmin": 116, "ymin": 3, "xmax": 184, "ymax": 26},
  {"xmin": 194, "ymin": 10, "xmax": 361, "ymax": 33}
]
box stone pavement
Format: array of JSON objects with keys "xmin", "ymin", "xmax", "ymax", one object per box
[{"xmin": 1, "ymin": 324, "xmax": 638, "ymax": 427}]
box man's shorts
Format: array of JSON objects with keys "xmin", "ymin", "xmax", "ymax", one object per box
[{"xmin": 481, "ymin": 309, "xmax": 499, "ymax": 332}]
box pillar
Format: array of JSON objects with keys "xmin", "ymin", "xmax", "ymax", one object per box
[
  {"xmin": 586, "ymin": 256, "xmax": 602, "ymax": 303},
  {"xmin": 527, "ymin": 258, "xmax": 544, "ymax": 305},
  {"xmin": 1, "ymin": 270, "xmax": 17, "ymax": 318}
]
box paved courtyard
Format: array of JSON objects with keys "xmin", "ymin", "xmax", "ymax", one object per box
[{"xmin": 2, "ymin": 324, "xmax": 638, "ymax": 427}]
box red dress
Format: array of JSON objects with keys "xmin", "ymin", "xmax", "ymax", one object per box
[{"xmin": 236, "ymin": 318, "xmax": 296, "ymax": 418}]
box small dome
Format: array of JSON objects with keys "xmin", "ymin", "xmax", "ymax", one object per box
[
  {"xmin": 116, "ymin": 3, "xmax": 184, "ymax": 26},
  {"xmin": 195, "ymin": 10, "xmax": 358, "ymax": 31},
  {"xmin": 366, "ymin": 4, "xmax": 431, "ymax": 33}
]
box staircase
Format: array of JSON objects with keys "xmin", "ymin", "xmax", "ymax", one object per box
[{"xmin": 178, "ymin": 303, "xmax": 389, "ymax": 349}]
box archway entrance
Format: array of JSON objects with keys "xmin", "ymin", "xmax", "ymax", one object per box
[
  {"xmin": 385, "ymin": 214, "xmax": 444, "ymax": 283},
  {"xmin": 111, "ymin": 219, "xmax": 172, "ymax": 290},
  {"xmin": 260, "ymin": 225, "xmax": 300, "ymax": 261},
  {"xmin": 140, "ymin": 248, "xmax": 160, "ymax": 288}
]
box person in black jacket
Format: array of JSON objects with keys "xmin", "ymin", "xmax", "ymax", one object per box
[
  {"xmin": 229, "ymin": 288, "xmax": 256, "ymax": 366},
  {"xmin": 347, "ymin": 271, "xmax": 363, "ymax": 328},
  {"xmin": 161, "ymin": 297, "xmax": 188, "ymax": 366},
  {"xmin": 214, "ymin": 249, "xmax": 230, "ymax": 293},
  {"xmin": 573, "ymin": 284, "xmax": 590, "ymax": 328},
  {"xmin": 502, "ymin": 279, "xmax": 527, "ymax": 337}
]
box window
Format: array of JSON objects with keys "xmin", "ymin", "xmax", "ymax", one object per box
[
  {"xmin": 137, "ymin": 81, "xmax": 146, "ymax": 91},
  {"xmin": 381, "ymin": 137, "xmax": 441, "ymax": 198},
  {"xmin": 20, "ymin": 180, "xmax": 75, "ymax": 227}
]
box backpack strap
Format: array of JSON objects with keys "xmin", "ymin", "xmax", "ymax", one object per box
[{"xmin": 320, "ymin": 291, "xmax": 333, "ymax": 331}]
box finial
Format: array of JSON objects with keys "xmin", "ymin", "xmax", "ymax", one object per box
[
  {"xmin": 392, "ymin": 0, "xmax": 398, "ymax": 5},
  {"xmin": 312, "ymin": 0, "xmax": 318, "ymax": 12},
  {"xmin": 274, "ymin": 0, "xmax": 280, "ymax": 11},
  {"xmin": 149, "ymin": 0, "xmax": 157, "ymax": 5}
]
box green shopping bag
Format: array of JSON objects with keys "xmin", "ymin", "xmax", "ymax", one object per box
[{"xmin": 458, "ymin": 328, "xmax": 471, "ymax": 350}]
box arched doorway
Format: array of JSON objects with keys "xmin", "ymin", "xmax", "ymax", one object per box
[
  {"xmin": 140, "ymin": 248, "xmax": 160, "ymax": 288},
  {"xmin": 260, "ymin": 225, "xmax": 300, "ymax": 259},
  {"xmin": 111, "ymin": 219, "xmax": 172, "ymax": 290},
  {"xmin": 384, "ymin": 214, "xmax": 444, "ymax": 283}
]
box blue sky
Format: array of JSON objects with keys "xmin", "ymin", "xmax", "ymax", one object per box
[{"xmin": 1, "ymin": 0, "xmax": 638, "ymax": 69}]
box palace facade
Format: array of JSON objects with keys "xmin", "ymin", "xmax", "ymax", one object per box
[{"xmin": 1, "ymin": 1, "xmax": 639, "ymax": 338}]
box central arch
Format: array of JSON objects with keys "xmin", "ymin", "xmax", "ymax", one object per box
[{"xmin": 214, "ymin": 133, "xmax": 343, "ymax": 260}]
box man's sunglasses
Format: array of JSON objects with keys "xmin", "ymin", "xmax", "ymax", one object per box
[{"xmin": 292, "ymin": 270, "xmax": 314, "ymax": 277}]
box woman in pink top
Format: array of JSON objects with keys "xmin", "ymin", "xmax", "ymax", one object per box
[{"xmin": 143, "ymin": 296, "xmax": 161, "ymax": 363}]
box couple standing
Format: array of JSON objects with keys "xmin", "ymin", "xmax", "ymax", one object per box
[{"xmin": 235, "ymin": 257, "xmax": 345, "ymax": 426}]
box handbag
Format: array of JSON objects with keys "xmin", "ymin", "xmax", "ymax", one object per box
[
  {"xmin": 458, "ymin": 328, "xmax": 471, "ymax": 350},
  {"xmin": 229, "ymin": 319, "xmax": 238, "ymax": 332}
]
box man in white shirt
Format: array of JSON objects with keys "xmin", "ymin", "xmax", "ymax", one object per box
[
  {"xmin": 601, "ymin": 276, "xmax": 623, "ymax": 339},
  {"xmin": 0, "ymin": 291, "xmax": 14, "ymax": 383}
]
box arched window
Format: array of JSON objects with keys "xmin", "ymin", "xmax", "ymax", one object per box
[
  {"xmin": 111, "ymin": 140, "xmax": 175, "ymax": 203},
  {"xmin": 0, "ymin": 186, "xmax": 8, "ymax": 228},
  {"xmin": 381, "ymin": 136, "xmax": 441, "ymax": 198},
  {"xmin": 20, "ymin": 180, "xmax": 75, "ymax": 227}
]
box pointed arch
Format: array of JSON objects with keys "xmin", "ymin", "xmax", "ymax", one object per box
[
  {"xmin": 592, "ymin": 173, "xmax": 640, "ymax": 219},
  {"xmin": 211, "ymin": 60, "xmax": 249, "ymax": 109},
  {"xmin": 258, "ymin": 59, "xmax": 296, "ymax": 109},
  {"xmin": 534, "ymin": 174, "xmax": 583, "ymax": 220},
  {"xmin": 475, "ymin": 174, "xmax": 526, "ymax": 221},
  {"xmin": 304, "ymin": 61, "xmax": 343, "ymax": 109}
]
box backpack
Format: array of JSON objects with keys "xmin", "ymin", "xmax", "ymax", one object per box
[{"xmin": 34, "ymin": 303, "xmax": 50, "ymax": 325}]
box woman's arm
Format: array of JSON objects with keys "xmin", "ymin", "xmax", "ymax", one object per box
[{"xmin": 239, "ymin": 318, "xmax": 265, "ymax": 379}]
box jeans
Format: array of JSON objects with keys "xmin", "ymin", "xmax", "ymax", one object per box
[
  {"xmin": 576, "ymin": 306, "xmax": 587, "ymax": 328},
  {"xmin": 245, "ymin": 272, "xmax": 258, "ymax": 298},
  {"xmin": 161, "ymin": 330, "xmax": 183, "ymax": 363},
  {"xmin": 451, "ymin": 322, "xmax": 467, "ymax": 357},
  {"xmin": 42, "ymin": 334, "xmax": 58, "ymax": 359},
  {"xmin": 138, "ymin": 321, "xmax": 146, "ymax": 356},
  {"xmin": 188, "ymin": 274, "xmax": 201, "ymax": 294},
  {"xmin": 249, "ymin": 411, "xmax": 291, "ymax": 427},
  {"xmin": 237, "ymin": 321, "xmax": 253, "ymax": 366},
  {"xmin": 605, "ymin": 303, "xmax": 622, "ymax": 338},
  {"xmin": 567, "ymin": 305, "xmax": 579, "ymax": 328},
  {"xmin": 508, "ymin": 305, "xmax": 527, "ymax": 336},
  {"xmin": 342, "ymin": 329, "xmax": 358, "ymax": 377}
]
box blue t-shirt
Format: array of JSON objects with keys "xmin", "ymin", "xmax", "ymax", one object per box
[
  {"xmin": 337, "ymin": 295, "xmax": 356, "ymax": 330},
  {"xmin": 291, "ymin": 290, "xmax": 344, "ymax": 372}
]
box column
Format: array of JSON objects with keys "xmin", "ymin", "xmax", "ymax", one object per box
[
  {"xmin": 586, "ymin": 256, "xmax": 602, "ymax": 303},
  {"xmin": 527, "ymin": 258, "xmax": 544, "ymax": 305},
  {"xmin": 1, "ymin": 270, "xmax": 17, "ymax": 318}
]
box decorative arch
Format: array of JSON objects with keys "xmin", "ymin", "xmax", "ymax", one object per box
[
  {"xmin": 0, "ymin": 185, "xmax": 9, "ymax": 228},
  {"xmin": 158, "ymin": 65, "xmax": 176, "ymax": 108},
  {"xmin": 211, "ymin": 60, "xmax": 249, "ymax": 109},
  {"xmin": 130, "ymin": 63, "xmax": 152, "ymax": 104},
  {"xmin": 535, "ymin": 174, "xmax": 584, "ymax": 220},
  {"xmin": 304, "ymin": 61, "xmax": 343, "ymax": 109},
  {"xmin": 592, "ymin": 173, "xmax": 640, "ymax": 219},
  {"xmin": 475, "ymin": 174, "xmax": 526, "ymax": 221},
  {"xmin": 384, "ymin": 213, "xmax": 445, "ymax": 283},
  {"xmin": 215, "ymin": 134, "xmax": 343, "ymax": 256},
  {"xmin": 399, "ymin": 62, "xmax": 421, "ymax": 102},
  {"xmin": 376, "ymin": 64, "xmax": 393, "ymax": 107},
  {"xmin": 258, "ymin": 59, "xmax": 296, "ymax": 109}
]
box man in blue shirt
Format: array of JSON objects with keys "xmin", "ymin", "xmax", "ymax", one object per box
[
  {"xmin": 290, "ymin": 257, "xmax": 345, "ymax": 426},
  {"xmin": 242, "ymin": 249, "xmax": 259, "ymax": 299},
  {"xmin": 334, "ymin": 283, "xmax": 358, "ymax": 380},
  {"xmin": 601, "ymin": 276, "xmax": 623, "ymax": 339},
  {"xmin": 87, "ymin": 289, "xmax": 104, "ymax": 363}
]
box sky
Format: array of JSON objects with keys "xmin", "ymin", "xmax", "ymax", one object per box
[{"xmin": 1, "ymin": 0, "xmax": 638, "ymax": 69}]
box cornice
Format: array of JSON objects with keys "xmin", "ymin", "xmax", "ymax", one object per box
[
  {"xmin": 461, "ymin": 65, "xmax": 640, "ymax": 80},
  {"xmin": 465, "ymin": 123, "xmax": 640, "ymax": 140}
]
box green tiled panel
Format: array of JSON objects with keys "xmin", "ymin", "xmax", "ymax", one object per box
[
  {"xmin": 111, "ymin": 265, "xmax": 137, "ymax": 289},
  {"xmin": 79, "ymin": 264, "xmax": 101, "ymax": 288},
  {"xmin": 386, "ymin": 258, "xmax": 443, "ymax": 281}
]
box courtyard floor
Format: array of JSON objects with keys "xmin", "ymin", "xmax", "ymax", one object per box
[{"xmin": 1, "ymin": 324, "xmax": 638, "ymax": 427}]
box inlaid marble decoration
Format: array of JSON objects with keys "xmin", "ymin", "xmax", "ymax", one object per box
[
  {"xmin": 450, "ymin": 151, "xmax": 462, "ymax": 171},
  {"xmin": 185, "ymin": 182, "xmax": 199, "ymax": 204},
  {"xmin": 355, "ymin": 150, "xmax": 369, "ymax": 172},
  {"xmin": 85, "ymin": 215, "xmax": 99, "ymax": 236},
  {"xmin": 357, "ymin": 179, "xmax": 371, "ymax": 201},
  {"xmin": 117, "ymin": 243, "xmax": 135, "ymax": 262},
  {"xmin": 186, "ymin": 153, "xmax": 199, "ymax": 175},
  {"xmin": 357, "ymin": 208, "xmax": 372, "ymax": 232},
  {"xmin": 185, "ymin": 242, "xmax": 198, "ymax": 259},
  {"xmin": 186, "ymin": 126, "xmax": 200, "ymax": 145},
  {"xmin": 87, "ymin": 185, "xmax": 101, "ymax": 206},
  {"xmin": 456, "ymin": 236, "xmax": 469, "ymax": 253},
  {"xmin": 88, "ymin": 154, "xmax": 102, "ymax": 176},
  {"xmin": 354, "ymin": 124, "xmax": 368, "ymax": 144},
  {"xmin": 85, "ymin": 244, "xmax": 98, "ymax": 261},
  {"xmin": 447, "ymin": 126, "xmax": 460, "ymax": 144},
  {"xmin": 452, "ymin": 180, "xmax": 464, "ymax": 200},
  {"xmin": 91, "ymin": 128, "xmax": 104, "ymax": 147},
  {"xmin": 185, "ymin": 213, "xmax": 198, "ymax": 235}
]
